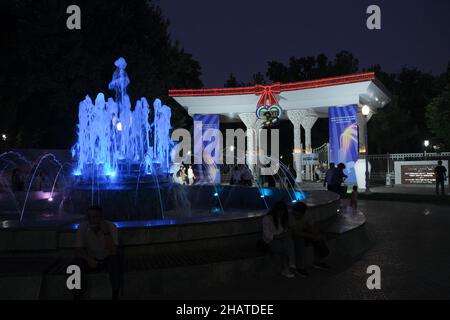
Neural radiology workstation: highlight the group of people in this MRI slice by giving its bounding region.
[70,200,331,298]
[261,201,330,278]
[174,163,196,185]
[323,162,359,209]
[323,162,348,195]
[229,165,253,186]
[69,161,448,298]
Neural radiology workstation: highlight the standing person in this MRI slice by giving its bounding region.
[12,168,25,191]
[11,169,20,191]
[333,163,348,196]
[434,160,447,196]
[241,166,253,186]
[187,165,195,185]
[37,171,46,191]
[175,168,182,184]
[177,166,187,185]
[262,201,299,278]
[350,185,358,209]
[314,166,322,182]
[230,166,241,185]
[71,206,121,300]
[323,163,336,191]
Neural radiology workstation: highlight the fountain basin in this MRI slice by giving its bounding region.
[0,189,339,253]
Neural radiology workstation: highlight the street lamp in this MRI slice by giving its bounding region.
[361,105,371,192]
[0,134,6,151]
[424,140,429,159]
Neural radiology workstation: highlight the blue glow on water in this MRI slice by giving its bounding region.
[260,188,273,197]
[213,192,219,197]
[211,207,222,214]
[71,57,173,179]
[105,170,117,177]
[70,219,178,230]
[294,191,307,201]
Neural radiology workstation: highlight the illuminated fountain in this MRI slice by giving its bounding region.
[71,57,172,180]
[0,57,318,226]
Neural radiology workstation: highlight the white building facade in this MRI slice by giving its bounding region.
[169,73,391,183]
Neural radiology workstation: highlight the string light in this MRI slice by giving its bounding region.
[169,72,375,97]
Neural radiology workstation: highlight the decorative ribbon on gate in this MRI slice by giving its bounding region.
[255,84,283,128]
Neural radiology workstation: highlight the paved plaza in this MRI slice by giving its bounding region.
[300,181,449,196]
[162,199,450,300]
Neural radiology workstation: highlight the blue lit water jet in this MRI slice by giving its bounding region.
[20,153,63,221]
[71,57,173,179]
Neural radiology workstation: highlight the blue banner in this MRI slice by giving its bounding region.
[328,105,359,184]
[193,114,221,184]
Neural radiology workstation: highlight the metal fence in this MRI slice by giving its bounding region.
[365,152,450,186]
[313,143,330,166]
[308,145,449,186]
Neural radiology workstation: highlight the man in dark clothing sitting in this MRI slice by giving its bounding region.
[290,202,330,272]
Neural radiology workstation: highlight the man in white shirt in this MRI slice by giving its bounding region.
[71,205,121,299]
[187,165,195,185]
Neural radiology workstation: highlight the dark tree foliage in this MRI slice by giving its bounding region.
[0,0,202,149]
[224,73,239,88]
[252,72,266,85]
[367,65,446,153]
[426,86,450,149]
[266,51,359,83]
[224,73,247,88]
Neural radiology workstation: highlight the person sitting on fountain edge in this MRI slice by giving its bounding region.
[262,201,306,278]
[71,205,121,300]
[290,201,330,271]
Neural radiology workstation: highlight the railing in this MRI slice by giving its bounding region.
[364,152,450,185]
[313,143,329,165]
[367,152,450,160]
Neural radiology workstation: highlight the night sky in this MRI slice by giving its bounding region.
[157,0,450,87]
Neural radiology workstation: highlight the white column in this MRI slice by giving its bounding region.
[288,109,318,181]
[239,113,259,175]
[301,111,317,180]
[287,110,304,183]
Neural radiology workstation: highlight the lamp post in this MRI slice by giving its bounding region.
[0,133,6,151]
[361,105,371,193]
[424,140,429,160]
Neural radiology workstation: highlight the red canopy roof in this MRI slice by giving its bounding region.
[168,72,376,97]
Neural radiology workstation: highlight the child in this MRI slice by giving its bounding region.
[350,185,358,209]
